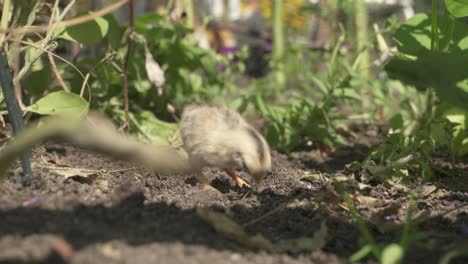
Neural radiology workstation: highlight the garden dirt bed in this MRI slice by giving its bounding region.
[0,129,467,264]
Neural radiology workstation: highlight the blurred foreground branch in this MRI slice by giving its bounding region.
[0,0,129,35]
[0,115,191,179]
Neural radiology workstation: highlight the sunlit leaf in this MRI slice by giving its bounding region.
[56,14,109,44]
[23,67,51,97]
[394,13,468,56]
[381,244,404,264]
[445,0,468,18]
[27,91,89,117]
[385,51,468,110]
[103,14,123,49]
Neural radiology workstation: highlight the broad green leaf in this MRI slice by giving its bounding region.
[385,51,468,110]
[389,114,404,130]
[456,136,468,156]
[27,91,89,117]
[394,13,468,56]
[56,15,109,44]
[445,0,468,18]
[129,110,178,145]
[23,67,51,97]
[103,14,123,49]
[381,244,404,264]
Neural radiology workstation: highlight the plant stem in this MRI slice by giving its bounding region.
[354,0,370,109]
[273,0,284,62]
[0,0,11,47]
[183,0,194,29]
[354,0,369,78]
[122,0,134,132]
[442,12,455,52]
[0,50,32,185]
[273,0,285,90]
[345,196,380,259]
[431,0,439,51]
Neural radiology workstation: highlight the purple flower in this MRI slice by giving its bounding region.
[462,223,468,235]
[23,196,40,206]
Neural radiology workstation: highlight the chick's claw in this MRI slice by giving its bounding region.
[234,177,251,189]
[202,183,222,193]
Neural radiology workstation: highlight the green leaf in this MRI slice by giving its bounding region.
[394,13,468,56]
[389,114,404,130]
[130,111,178,145]
[445,0,468,18]
[385,51,468,110]
[229,95,250,113]
[254,95,269,115]
[381,244,404,264]
[23,67,51,97]
[27,91,89,117]
[103,14,123,49]
[333,87,361,100]
[349,244,374,262]
[56,15,109,44]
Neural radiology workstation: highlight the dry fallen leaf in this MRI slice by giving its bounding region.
[197,208,273,251]
[144,43,165,96]
[51,238,74,260]
[420,185,437,198]
[197,208,328,253]
[96,179,109,191]
[274,221,328,253]
[43,165,99,184]
[98,244,122,260]
[352,193,380,207]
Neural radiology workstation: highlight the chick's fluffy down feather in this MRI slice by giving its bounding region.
[179,105,271,176]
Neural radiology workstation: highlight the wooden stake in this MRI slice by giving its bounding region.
[0,50,32,185]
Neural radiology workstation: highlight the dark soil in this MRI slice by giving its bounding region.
[0,130,467,264]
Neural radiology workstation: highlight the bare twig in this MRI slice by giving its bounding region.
[0,0,129,35]
[12,41,27,112]
[48,52,69,92]
[79,51,115,98]
[121,0,135,132]
[11,40,90,92]
[44,0,70,93]
[111,61,123,73]
[0,0,11,47]
[8,1,41,111]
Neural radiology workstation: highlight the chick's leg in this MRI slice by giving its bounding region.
[188,157,220,192]
[224,169,250,188]
[195,174,221,193]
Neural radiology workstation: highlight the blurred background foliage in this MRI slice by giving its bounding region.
[0,0,466,179]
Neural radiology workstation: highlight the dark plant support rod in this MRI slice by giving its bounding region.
[0,50,32,185]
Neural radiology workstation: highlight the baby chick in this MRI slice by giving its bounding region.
[180,105,271,190]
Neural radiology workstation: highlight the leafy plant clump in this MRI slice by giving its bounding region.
[365,0,468,180]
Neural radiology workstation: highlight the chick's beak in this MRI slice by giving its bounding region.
[251,171,266,186]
